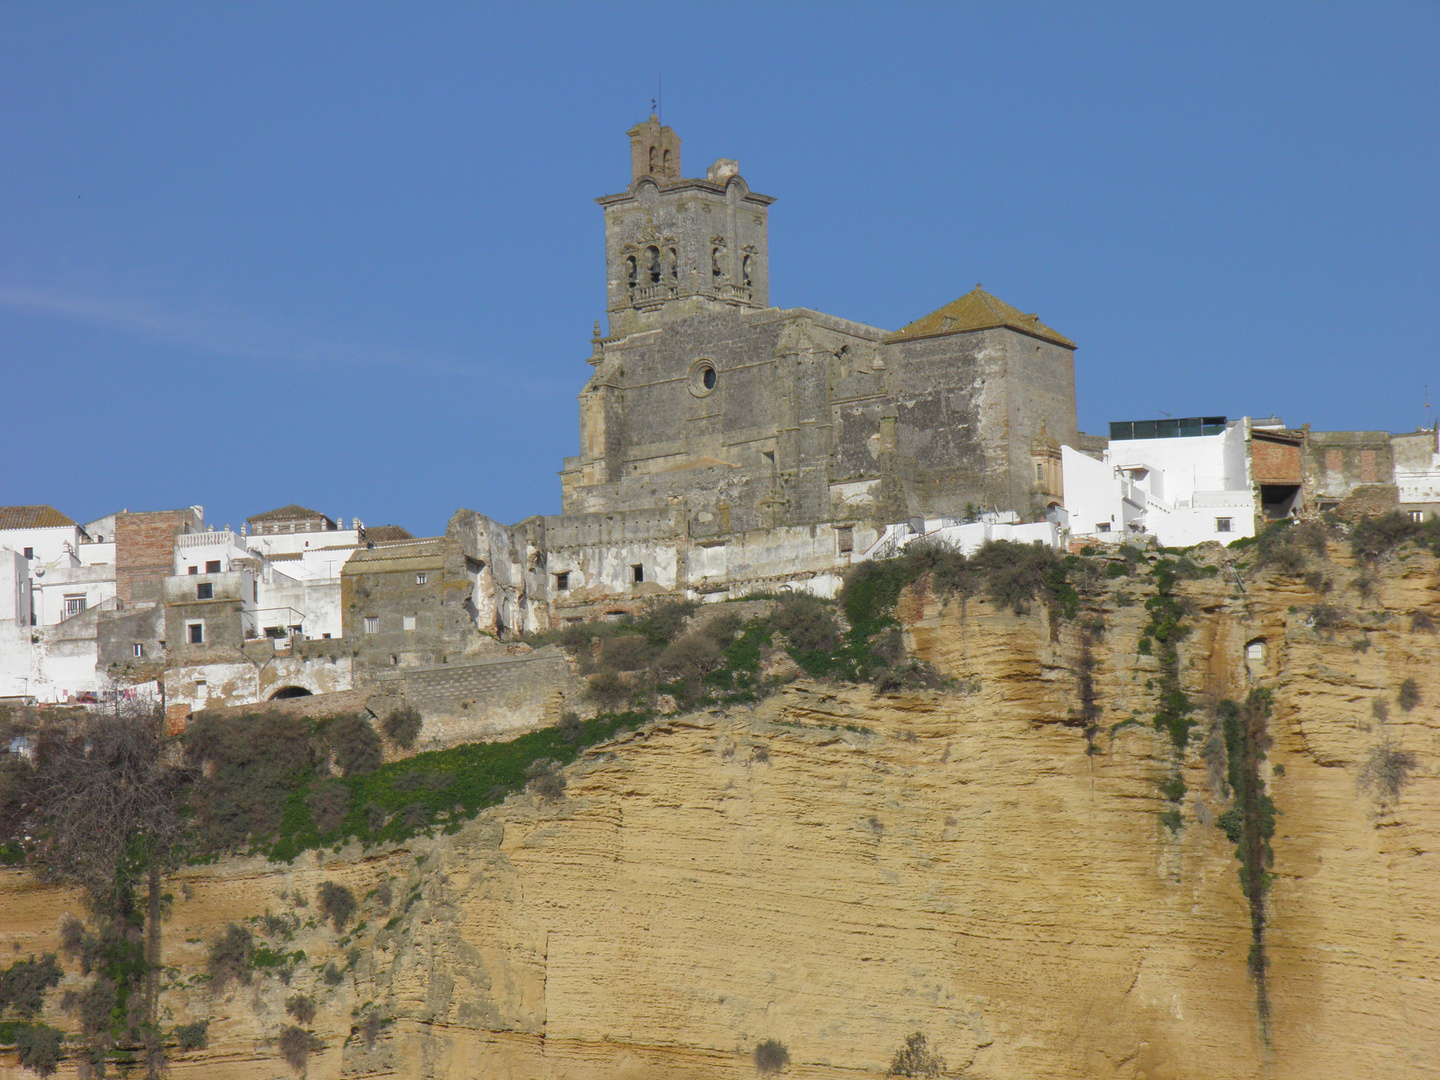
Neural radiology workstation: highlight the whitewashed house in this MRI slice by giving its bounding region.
[1062,417,1257,547]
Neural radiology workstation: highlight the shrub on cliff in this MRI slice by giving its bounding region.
[316,882,357,932]
[381,705,422,749]
[304,783,351,835]
[174,1020,208,1050]
[325,715,382,778]
[285,993,316,1025]
[277,1025,323,1074]
[772,594,841,652]
[754,1039,790,1075]
[185,714,318,849]
[207,924,253,995]
[600,634,652,672]
[887,1031,945,1078]
[14,1023,63,1077]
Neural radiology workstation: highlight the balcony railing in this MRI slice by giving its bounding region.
[630,282,678,304]
[177,530,242,550]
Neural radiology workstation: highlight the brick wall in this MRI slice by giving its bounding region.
[1251,438,1302,484]
[116,509,197,604]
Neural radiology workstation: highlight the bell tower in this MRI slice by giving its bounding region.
[597,118,775,338]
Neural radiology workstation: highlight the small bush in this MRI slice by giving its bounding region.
[773,594,841,652]
[701,611,744,646]
[375,880,393,908]
[654,632,722,684]
[526,759,566,802]
[888,1031,946,1078]
[326,715,383,778]
[317,882,357,932]
[321,963,344,986]
[15,1023,63,1077]
[1398,678,1421,712]
[1310,604,1343,634]
[207,924,254,995]
[285,993,316,1025]
[358,1010,383,1049]
[873,659,946,694]
[400,802,429,829]
[305,783,352,835]
[364,801,387,833]
[0,954,62,1019]
[558,711,584,742]
[1411,610,1436,633]
[586,670,629,707]
[1351,512,1420,561]
[277,1025,324,1074]
[381,705,423,749]
[632,599,697,649]
[754,1039,790,1075]
[1359,742,1419,805]
[600,634,651,672]
[174,1020,209,1050]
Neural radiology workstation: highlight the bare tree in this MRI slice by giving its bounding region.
[26,697,190,1077]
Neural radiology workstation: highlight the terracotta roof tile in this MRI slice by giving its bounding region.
[246,504,335,526]
[887,285,1075,348]
[0,505,78,530]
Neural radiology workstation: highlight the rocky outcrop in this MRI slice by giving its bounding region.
[2,544,1436,1079]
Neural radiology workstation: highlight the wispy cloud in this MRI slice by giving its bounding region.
[0,283,568,391]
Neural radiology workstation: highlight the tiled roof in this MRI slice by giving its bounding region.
[246,504,334,526]
[364,525,414,542]
[887,285,1076,348]
[0,505,77,530]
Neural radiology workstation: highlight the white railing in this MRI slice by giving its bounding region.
[177,530,242,550]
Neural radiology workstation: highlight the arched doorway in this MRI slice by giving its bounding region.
[269,686,314,700]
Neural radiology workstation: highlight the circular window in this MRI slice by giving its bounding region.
[688,359,718,397]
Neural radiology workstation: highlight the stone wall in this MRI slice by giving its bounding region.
[365,646,583,745]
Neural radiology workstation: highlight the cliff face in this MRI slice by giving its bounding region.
[3,544,1437,1080]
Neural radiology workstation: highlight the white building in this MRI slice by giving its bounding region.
[1062,417,1257,547]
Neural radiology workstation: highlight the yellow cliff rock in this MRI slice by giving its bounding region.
[2,544,1437,1079]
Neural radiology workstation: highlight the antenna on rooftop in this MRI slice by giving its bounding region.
[658,72,663,125]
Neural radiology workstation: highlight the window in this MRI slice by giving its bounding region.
[264,626,283,639]
[631,564,645,584]
[187,623,204,644]
[1215,517,1232,533]
[132,643,144,658]
[363,616,379,634]
[402,615,417,631]
[415,572,427,585]
[1036,463,1045,481]
[288,625,302,638]
[321,633,331,640]
[625,255,637,289]
[645,245,661,284]
[1097,523,1112,533]
[1410,510,1426,523]
[22,547,32,559]
[836,526,854,554]
[555,571,570,591]
[196,583,213,600]
[63,595,86,618]
[188,566,198,575]
[205,560,221,573]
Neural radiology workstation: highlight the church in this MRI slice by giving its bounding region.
[453,118,1082,630]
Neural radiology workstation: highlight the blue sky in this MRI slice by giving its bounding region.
[3,3,1437,536]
